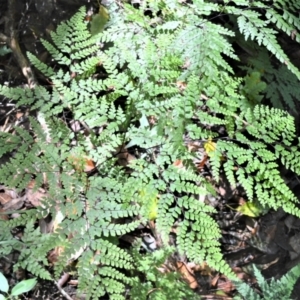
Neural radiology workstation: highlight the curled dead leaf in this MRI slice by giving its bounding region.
[176,261,198,289]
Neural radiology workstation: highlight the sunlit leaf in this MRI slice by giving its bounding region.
[204,138,217,155]
[0,273,8,294]
[11,278,37,296]
[90,5,109,35]
[236,201,268,217]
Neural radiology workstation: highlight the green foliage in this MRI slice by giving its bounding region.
[130,246,197,300]
[239,71,267,108]
[234,264,300,300]
[90,5,110,35]
[0,272,37,300]
[1,1,300,299]
[240,46,300,112]
[0,46,11,56]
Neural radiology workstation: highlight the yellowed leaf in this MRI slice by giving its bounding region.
[236,201,267,217]
[204,138,216,155]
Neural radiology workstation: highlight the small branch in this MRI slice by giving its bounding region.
[7,0,37,88]
[54,279,74,300]
[57,272,70,287]
[6,0,51,142]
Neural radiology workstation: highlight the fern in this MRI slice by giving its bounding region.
[130,245,198,300]
[234,264,300,300]
[240,47,300,111]
[1,1,300,298]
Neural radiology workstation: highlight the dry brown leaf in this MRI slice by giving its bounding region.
[26,187,47,207]
[27,179,37,189]
[211,274,220,287]
[0,186,18,199]
[214,275,235,294]
[173,159,184,169]
[2,197,25,211]
[176,261,198,289]
[0,193,12,205]
[48,246,65,264]
[196,154,208,171]
[176,81,187,92]
[68,155,96,173]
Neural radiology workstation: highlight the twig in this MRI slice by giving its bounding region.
[6,0,51,142]
[7,0,37,88]
[57,272,70,287]
[54,279,74,300]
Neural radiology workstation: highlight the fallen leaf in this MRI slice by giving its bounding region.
[176,81,187,92]
[214,275,235,294]
[3,197,25,211]
[26,187,47,207]
[176,261,198,289]
[0,193,12,205]
[173,159,184,169]
[68,155,96,173]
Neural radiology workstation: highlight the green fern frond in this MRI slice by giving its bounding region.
[2,2,300,298]
[234,264,300,300]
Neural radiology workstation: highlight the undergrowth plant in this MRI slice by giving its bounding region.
[234,264,300,300]
[1,0,300,298]
[0,272,36,300]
